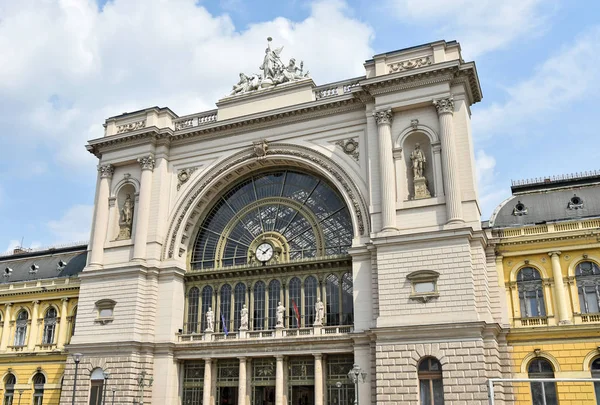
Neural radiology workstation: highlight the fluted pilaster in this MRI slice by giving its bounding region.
[373,109,397,231]
[549,252,571,324]
[89,164,114,266]
[133,155,155,260]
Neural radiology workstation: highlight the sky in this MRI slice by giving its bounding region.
[0,0,599,252]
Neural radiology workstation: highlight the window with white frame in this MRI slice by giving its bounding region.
[14,310,28,346]
[94,299,116,324]
[32,373,45,405]
[3,373,15,405]
[517,267,546,318]
[407,270,440,303]
[576,261,600,314]
[43,307,57,344]
[418,357,444,405]
[528,358,557,405]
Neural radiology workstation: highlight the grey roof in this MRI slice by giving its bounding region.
[0,245,87,284]
[490,175,600,228]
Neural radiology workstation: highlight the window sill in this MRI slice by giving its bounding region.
[94,317,114,325]
[409,292,439,303]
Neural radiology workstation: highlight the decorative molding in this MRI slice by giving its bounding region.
[117,120,146,134]
[433,96,454,115]
[177,167,199,191]
[410,119,419,129]
[137,155,155,171]
[335,138,359,162]
[253,139,269,160]
[98,164,114,179]
[388,56,432,73]
[373,109,393,126]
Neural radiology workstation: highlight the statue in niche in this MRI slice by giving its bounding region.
[410,143,431,199]
[205,307,214,332]
[276,301,285,328]
[240,304,249,330]
[117,194,134,240]
[314,298,325,326]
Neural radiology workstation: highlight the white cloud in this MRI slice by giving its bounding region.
[386,0,552,58]
[475,149,508,218]
[46,204,94,244]
[473,26,600,139]
[0,0,374,172]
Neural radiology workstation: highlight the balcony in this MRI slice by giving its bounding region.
[574,313,600,324]
[515,316,549,327]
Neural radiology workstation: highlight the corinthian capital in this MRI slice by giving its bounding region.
[433,96,454,115]
[98,164,114,178]
[138,155,156,171]
[373,109,393,126]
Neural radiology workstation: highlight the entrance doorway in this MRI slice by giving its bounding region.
[253,386,275,405]
[290,386,314,405]
[218,387,238,405]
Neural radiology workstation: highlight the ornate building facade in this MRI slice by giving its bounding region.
[490,172,600,405]
[58,39,512,405]
[0,244,84,405]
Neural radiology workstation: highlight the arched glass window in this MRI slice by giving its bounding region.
[418,357,444,405]
[14,310,28,346]
[326,274,340,326]
[187,287,200,333]
[234,283,246,331]
[289,277,301,328]
[576,261,600,314]
[191,170,352,270]
[89,368,105,405]
[528,358,557,405]
[254,281,266,330]
[201,286,213,332]
[32,373,45,405]
[591,357,600,404]
[517,267,546,318]
[43,307,58,344]
[342,272,353,325]
[268,280,281,329]
[304,276,317,327]
[220,284,232,333]
[3,373,15,405]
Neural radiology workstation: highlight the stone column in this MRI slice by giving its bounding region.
[57,298,69,349]
[27,300,40,350]
[314,354,323,405]
[203,358,212,405]
[89,164,114,266]
[433,97,463,224]
[133,155,155,260]
[549,252,571,324]
[275,355,284,405]
[238,357,247,405]
[373,109,397,232]
[0,303,12,350]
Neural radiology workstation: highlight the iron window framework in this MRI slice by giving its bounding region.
[576,261,600,314]
[517,267,546,318]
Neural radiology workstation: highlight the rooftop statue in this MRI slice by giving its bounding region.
[228,37,310,96]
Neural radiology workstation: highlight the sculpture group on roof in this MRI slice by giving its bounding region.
[229,37,310,96]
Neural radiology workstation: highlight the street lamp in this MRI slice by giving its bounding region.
[347,364,366,405]
[335,381,342,405]
[102,371,110,405]
[71,353,83,405]
[137,370,153,405]
[111,388,116,405]
[17,389,23,405]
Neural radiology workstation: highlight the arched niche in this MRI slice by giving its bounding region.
[109,182,138,242]
[403,132,434,200]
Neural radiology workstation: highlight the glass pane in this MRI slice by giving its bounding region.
[415,282,435,293]
[304,276,317,326]
[326,274,340,326]
[341,273,353,325]
[543,382,558,405]
[187,287,199,333]
[254,282,266,330]
[220,284,232,333]
[289,277,301,328]
[432,379,444,405]
[420,379,432,405]
[268,280,281,329]
[530,382,544,405]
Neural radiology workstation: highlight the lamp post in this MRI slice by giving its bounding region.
[71,353,83,405]
[17,389,23,405]
[137,371,154,405]
[347,364,366,405]
[111,388,116,405]
[335,381,342,405]
[102,371,110,405]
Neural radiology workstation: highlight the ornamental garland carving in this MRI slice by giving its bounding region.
[177,167,199,191]
[98,164,114,178]
[137,155,156,171]
[433,96,454,115]
[335,138,359,162]
[165,144,369,259]
[388,56,432,73]
[117,120,146,134]
[373,109,393,125]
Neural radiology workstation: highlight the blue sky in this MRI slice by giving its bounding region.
[0,0,598,252]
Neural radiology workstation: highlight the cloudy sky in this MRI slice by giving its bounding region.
[0,0,598,252]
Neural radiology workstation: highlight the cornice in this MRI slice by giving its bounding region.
[494,231,600,248]
[0,286,80,299]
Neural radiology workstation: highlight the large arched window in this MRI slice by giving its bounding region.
[234,283,246,331]
[304,276,317,326]
[14,310,28,346]
[220,284,232,333]
[187,287,200,333]
[201,286,213,332]
[342,272,353,325]
[191,170,353,270]
[254,281,266,330]
[326,274,340,326]
[89,368,105,405]
[3,373,15,405]
[528,358,557,405]
[268,280,281,329]
[576,261,600,314]
[43,307,58,344]
[32,373,45,405]
[288,277,301,328]
[418,357,444,405]
[517,267,546,318]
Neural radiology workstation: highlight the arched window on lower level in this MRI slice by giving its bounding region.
[89,368,105,405]
[528,358,557,405]
[592,357,600,404]
[418,357,444,405]
[3,373,16,405]
[32,373,45,405]
[576,261,600,314]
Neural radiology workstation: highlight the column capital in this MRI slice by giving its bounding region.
[98,164,115,178]
[203,358,212,364]
[433,96,454,115]
[239,356,247,362]
[373,109,393,126]
[313,353,323,360]
[32,300,40,306]
[61,297,70,303]
[275,355,284,361]
[549,251,562,258]
[5,302,12,307]
[138,155,156,171]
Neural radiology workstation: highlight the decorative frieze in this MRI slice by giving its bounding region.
[388,56,432,73]
[98,164,114,178]
[373,109,393,126]
[117,120,146,134]
[433,96,454,115]
[335,138,359,162]
[137,155,156,171]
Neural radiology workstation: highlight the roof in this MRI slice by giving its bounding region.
[490,172,600,228]
[0,244,87,284]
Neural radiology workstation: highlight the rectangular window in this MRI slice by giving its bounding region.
[43,324,55,344]
[14,326,26,346]
[89,381,104,405]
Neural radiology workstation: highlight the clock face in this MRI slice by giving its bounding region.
[255,242,274,263]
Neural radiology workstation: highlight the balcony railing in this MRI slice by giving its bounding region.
[516,316,549,327]
[575,313,600,324]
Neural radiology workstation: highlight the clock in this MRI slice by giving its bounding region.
[255,242,274,263]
